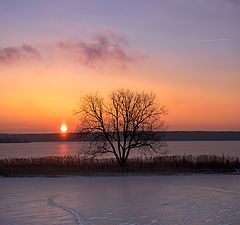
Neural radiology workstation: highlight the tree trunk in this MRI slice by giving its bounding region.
[119,159,127,173]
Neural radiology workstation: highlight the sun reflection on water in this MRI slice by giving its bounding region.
[59,143,68,156]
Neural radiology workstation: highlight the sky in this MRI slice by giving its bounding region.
[0,0,239,133]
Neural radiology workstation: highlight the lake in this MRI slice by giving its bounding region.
[0,141,239,159]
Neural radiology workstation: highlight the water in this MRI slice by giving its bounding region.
[0,141,239,159]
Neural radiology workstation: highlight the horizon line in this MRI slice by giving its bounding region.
[1,130,240,135]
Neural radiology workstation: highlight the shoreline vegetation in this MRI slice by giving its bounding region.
[0,155,239,177]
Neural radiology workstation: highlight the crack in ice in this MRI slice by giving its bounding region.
[48,197,86,225]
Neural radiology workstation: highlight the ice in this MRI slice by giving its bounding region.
[219,209,230,213]
[0,175,240,225]
[48,197,86,225]
[204,218,213,223]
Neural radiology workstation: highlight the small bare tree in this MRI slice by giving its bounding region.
[76,89,167,171]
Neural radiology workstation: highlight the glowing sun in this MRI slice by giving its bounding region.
[60,124,68,133]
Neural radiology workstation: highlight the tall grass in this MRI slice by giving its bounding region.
[0,155,239,176]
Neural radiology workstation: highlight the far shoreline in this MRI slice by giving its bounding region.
[0,131,240,143]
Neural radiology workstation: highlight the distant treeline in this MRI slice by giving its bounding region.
[0,131,240,143]
[0,136,30,143]
[0,155,239,176]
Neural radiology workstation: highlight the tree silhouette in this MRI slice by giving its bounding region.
[76,89,167,171]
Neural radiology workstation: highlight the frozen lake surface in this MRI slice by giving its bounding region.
[0,141,240,159]
[0,175,240,225]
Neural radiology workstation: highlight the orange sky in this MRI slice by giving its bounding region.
[0,0,239,133]
[0,57,239,133]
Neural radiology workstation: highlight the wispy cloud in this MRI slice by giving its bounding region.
[0,30,141,69]
[200,38,231,42]
[176,0,240,13]
[54,29,137,68]
[0,44,41,64]
[177,0,240,6]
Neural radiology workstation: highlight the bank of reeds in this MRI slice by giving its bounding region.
[0,155,239,176]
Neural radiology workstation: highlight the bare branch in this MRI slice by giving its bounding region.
[75,88,167,170]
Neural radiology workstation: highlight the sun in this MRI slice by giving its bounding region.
[60,124,68,133]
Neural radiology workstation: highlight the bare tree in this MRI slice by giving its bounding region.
[75,89,167,171]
